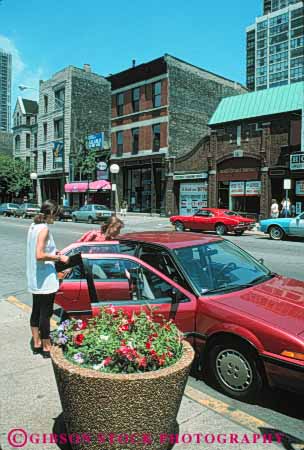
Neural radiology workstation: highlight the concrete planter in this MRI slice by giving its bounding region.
[51,341,194,450]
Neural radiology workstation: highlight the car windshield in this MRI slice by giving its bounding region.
[26,204,39,208]
[94,205,109,211]
[9,203,19,208]
[174,240,271,295]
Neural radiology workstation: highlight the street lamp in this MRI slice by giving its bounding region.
[110,164,120,215]
[30,172,38,201]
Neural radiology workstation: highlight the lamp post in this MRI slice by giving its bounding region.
[30,172,38,202]
[109,164,120,215]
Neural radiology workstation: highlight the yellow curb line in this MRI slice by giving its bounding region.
[6,296,58,328]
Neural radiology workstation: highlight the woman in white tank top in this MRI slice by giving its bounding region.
[27,200,69,358]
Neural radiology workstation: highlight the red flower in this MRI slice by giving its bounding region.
[121,339,127,345]
[79,320,87,330]
[103,356,112,367]
[138,357,147,368]
[149,349,158,359]
[74,334,85,346]
[148,333,158,341]
[145,342,151,350]
[117,345,139,361]
[166,351,173,358]
[158,354,166,366]
[118,324,129,332]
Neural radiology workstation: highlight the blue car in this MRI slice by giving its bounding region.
[260,212,304,240]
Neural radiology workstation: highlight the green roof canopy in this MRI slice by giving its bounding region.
[209,81,304,126]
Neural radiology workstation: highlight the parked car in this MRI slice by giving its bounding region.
[57,206,74,221]
[260,212,304,240]
[72,204,112,223]
[0,203,20,216]
[55,231,304,401]
[14,203,40,218]
[170,208,255,235]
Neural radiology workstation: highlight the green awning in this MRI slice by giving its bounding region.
[209,81,304,125]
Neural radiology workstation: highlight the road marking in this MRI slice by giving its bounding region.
[6,296,57,328]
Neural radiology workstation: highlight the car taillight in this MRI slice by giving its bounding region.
[281,350,304,361]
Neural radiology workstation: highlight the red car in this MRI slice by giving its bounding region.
[170,208,256,235]
[55,232,304,401]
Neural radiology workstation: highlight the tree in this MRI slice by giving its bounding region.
[0,155,31,200]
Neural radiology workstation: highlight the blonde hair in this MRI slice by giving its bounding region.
[101,216,124,239]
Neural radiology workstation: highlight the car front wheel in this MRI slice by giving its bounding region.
[269,225,284,240]
[215,223,227,236]
[208,338,263,402]
[174,221,185,232]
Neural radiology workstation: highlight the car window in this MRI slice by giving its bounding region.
[80,206,86,211]
[65,244,120,256]
[174,240,269,295]
[138,244,187,288]
[88,259,127,280]
[94,205,108,211]
[195,211,212,217]
[224,211,239,216]
[118,241,138,255]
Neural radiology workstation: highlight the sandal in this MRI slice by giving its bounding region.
[42,350,51,359]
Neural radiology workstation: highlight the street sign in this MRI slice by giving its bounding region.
[283,179,291,190]
[97,161,108,171]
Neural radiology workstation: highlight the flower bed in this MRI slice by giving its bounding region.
[52,307,184,374]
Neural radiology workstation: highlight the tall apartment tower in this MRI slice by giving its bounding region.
[0,49,12,131]
[246,0,304,90]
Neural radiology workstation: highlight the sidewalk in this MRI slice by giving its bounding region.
[0,299,280,450]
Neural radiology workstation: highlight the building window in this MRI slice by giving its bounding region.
[153,82,162,108]
[34,133,38,148]
[43,151,47,171]
[43,123,47,142]
[116,93,124,116]
[26,116,31,126]
[132,88,140,112]
[26,133,31,149]
[25,156,30,169]
[131,128,139,154]
[15,135,20,153]
[44,95,48,113]
[55,88,65,109]
[54,118,64,139]
[116,131,123,156]
[152,124,161,151]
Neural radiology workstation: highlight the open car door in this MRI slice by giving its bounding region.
[81,254,197,334]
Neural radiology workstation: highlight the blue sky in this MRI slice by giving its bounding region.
[0,0,261,106]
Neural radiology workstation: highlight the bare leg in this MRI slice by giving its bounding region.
[31,326,42,348]
[42,338,51,352]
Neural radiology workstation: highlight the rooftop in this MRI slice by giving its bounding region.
[209,81,304,126]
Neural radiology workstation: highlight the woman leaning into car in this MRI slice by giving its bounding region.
[26,200,69,358]
[77,215,124,243]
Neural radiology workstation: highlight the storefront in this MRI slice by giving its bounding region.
[173,173,208,216]
[229,180,261,214]
[290,153,304,214]
[64,180,111,208]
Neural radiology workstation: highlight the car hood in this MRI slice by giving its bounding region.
[213,275,304,335]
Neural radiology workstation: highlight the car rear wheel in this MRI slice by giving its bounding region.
[208,338,263,402]
[174,221,185,232]
[72,215,77,223]
[269,225,284,240]
[87,216,94,224]
[235,230,244,236]
[215,223,227,236]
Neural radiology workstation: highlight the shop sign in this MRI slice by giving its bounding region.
[296,180,304,196]
[179,182,208,216]
[245,181,261,196]
[290,153,304,171]
[87,132,104,150]
[97,161,107,171]
[174,172,208,181]
[53,141,64,164]
[230,181,245,196]
[296,202,302,214]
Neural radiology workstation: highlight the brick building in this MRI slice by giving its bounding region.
[173,81,304,218]
[108,55,246,214]
[37,65,111,206]
[12,97,38,170]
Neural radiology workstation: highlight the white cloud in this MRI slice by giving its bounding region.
[0,35,47,106]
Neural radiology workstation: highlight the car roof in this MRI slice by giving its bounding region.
[120,231,222,249]
[66,240,119,248]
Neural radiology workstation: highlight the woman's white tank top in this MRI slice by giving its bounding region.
[26,223,59,294]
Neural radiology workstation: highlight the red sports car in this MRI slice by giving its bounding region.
[170,208,256,235]
[55,232,304,402]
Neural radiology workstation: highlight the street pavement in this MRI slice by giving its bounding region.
[0,215,304,450]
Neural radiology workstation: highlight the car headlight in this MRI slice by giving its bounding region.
[281,350,304,361]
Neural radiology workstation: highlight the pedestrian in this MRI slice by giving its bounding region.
[27,200,69,358]
[270,199,279,218]
[120,200,128,217]
[281,197,291,217]
[77,215,124,242]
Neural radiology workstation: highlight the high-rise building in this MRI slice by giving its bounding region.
[0,49,12,131]
[246,0,304,91]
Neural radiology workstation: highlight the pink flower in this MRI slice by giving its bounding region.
[103,356,112,367]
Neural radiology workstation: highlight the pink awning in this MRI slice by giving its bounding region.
[64,180,111,193]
